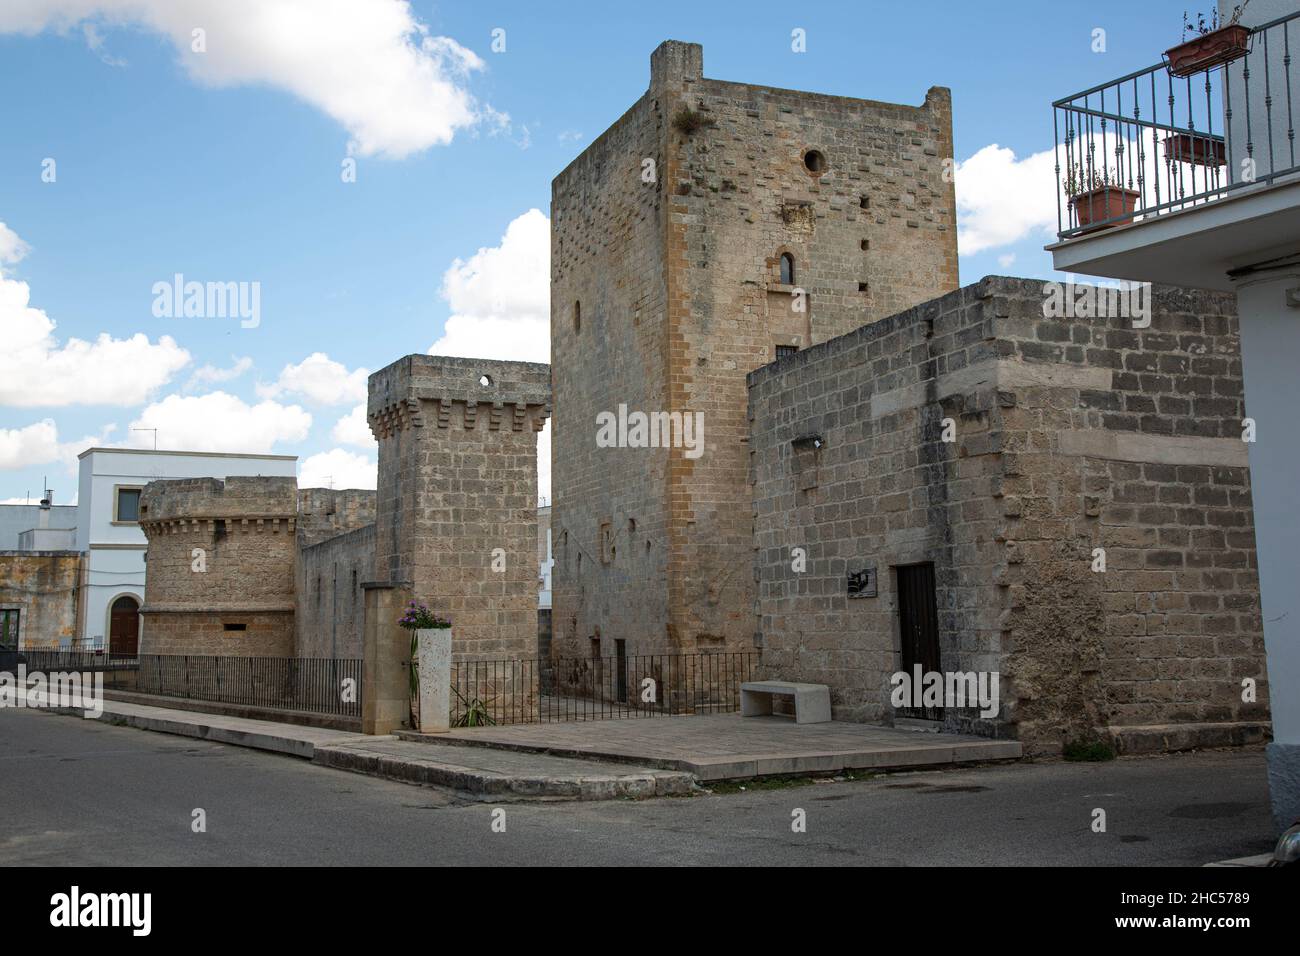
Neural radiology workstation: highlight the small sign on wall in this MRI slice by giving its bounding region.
[847,564,878,598]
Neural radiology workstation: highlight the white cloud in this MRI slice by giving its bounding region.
[430,209,551,502]
[0,0,497,159]
[0,221,30,274]
[129,391,310,453]
[955,144,1058,254]
[430,208,550,363]
[0,420,59,470]
[185,355,253,391]
[259,352,368,405]
[0,272,190,408]
[299,448,377,490]
[998,253,1017,270]
[0,418,113,473]
[331,403,374,448]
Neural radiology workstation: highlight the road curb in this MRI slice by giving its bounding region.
[313,742,695,800]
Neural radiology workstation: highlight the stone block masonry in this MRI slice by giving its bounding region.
[747,276,1268,752]
[552,40,958,662]
[138,477,299,657]
[368,355,551,664]
[139,480,378,660]
[296,523,375,659]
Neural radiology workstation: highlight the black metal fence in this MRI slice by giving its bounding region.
[2,652,362,718]
[134,655,362,717]
[10,650,140,672]
[1053,8,1299,238]
[450,652,759,726]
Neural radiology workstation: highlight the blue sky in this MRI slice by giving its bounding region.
[0,0,1194,502]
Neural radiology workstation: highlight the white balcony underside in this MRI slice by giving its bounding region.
[1047,176,1300,291]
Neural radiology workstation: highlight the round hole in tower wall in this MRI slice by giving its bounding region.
[803,149,827,174]
[479,374,494,387]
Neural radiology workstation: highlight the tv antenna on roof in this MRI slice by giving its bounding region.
[132,427,158,450]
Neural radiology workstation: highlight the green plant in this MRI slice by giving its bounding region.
[1063,739,1117,762]
[1064,162,1126,199]
[452,686,497,727]
[672,106,715,136]
[1180,1,1250,42]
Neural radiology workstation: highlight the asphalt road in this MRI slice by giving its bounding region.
[0,708,1277,866]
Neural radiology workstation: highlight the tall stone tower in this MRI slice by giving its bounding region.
[367,355,551,660]
[551,40,960,658]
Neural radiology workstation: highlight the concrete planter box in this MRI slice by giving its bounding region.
[415,627,452,734]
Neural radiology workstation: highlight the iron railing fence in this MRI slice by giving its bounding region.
[449,652,760,726]
[1053,9,1300,239]
[5,649,140,672]
[5,652,362,717]
[132,655,363,717]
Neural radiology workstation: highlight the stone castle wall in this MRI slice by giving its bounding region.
[296,523,375,659]
[748,276,1269,751]
[297,488,377,548]
[551,40,959,661]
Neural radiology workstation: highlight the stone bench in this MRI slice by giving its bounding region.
[740,681,831,724]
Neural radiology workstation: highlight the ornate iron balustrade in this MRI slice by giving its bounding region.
[1053,9,1299,239]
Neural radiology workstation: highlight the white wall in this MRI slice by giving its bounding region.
[76,448,297,646]
[1221,0,1299,184]
[1235,272,1300,746]
[0,504,77,551]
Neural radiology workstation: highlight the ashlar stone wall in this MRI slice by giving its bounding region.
[748,276,1269,752]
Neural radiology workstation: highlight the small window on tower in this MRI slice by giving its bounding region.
[776,345,799,361]
[779,253,795,285]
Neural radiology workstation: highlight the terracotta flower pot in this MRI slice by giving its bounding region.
[1071,186,1140,231]
[1163,131,1227,168]
[1165,24,1251,78]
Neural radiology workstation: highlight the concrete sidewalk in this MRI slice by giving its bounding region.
[35,690,1019,798]
[398,713,1023,781]
[39,694,692,801]
[44,693,357,758]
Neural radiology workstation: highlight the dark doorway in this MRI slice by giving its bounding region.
[615,639,627,703]
[0,609,19,672]
[109,595,140,657]
[896,563,941,720]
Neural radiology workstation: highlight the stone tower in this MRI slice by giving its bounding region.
[367,355,551,660]
[551,40,960,658]
[138,476,298,656]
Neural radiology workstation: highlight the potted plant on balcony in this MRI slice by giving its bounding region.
[1165,2,1253,78]
[398,601,452,732]
[1065,164,1140,231]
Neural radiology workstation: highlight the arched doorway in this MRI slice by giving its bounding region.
[108,595,140,656]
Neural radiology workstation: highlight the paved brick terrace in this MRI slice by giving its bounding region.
[403,714,1022,781]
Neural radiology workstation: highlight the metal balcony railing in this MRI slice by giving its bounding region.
[1053,8,1300,239]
